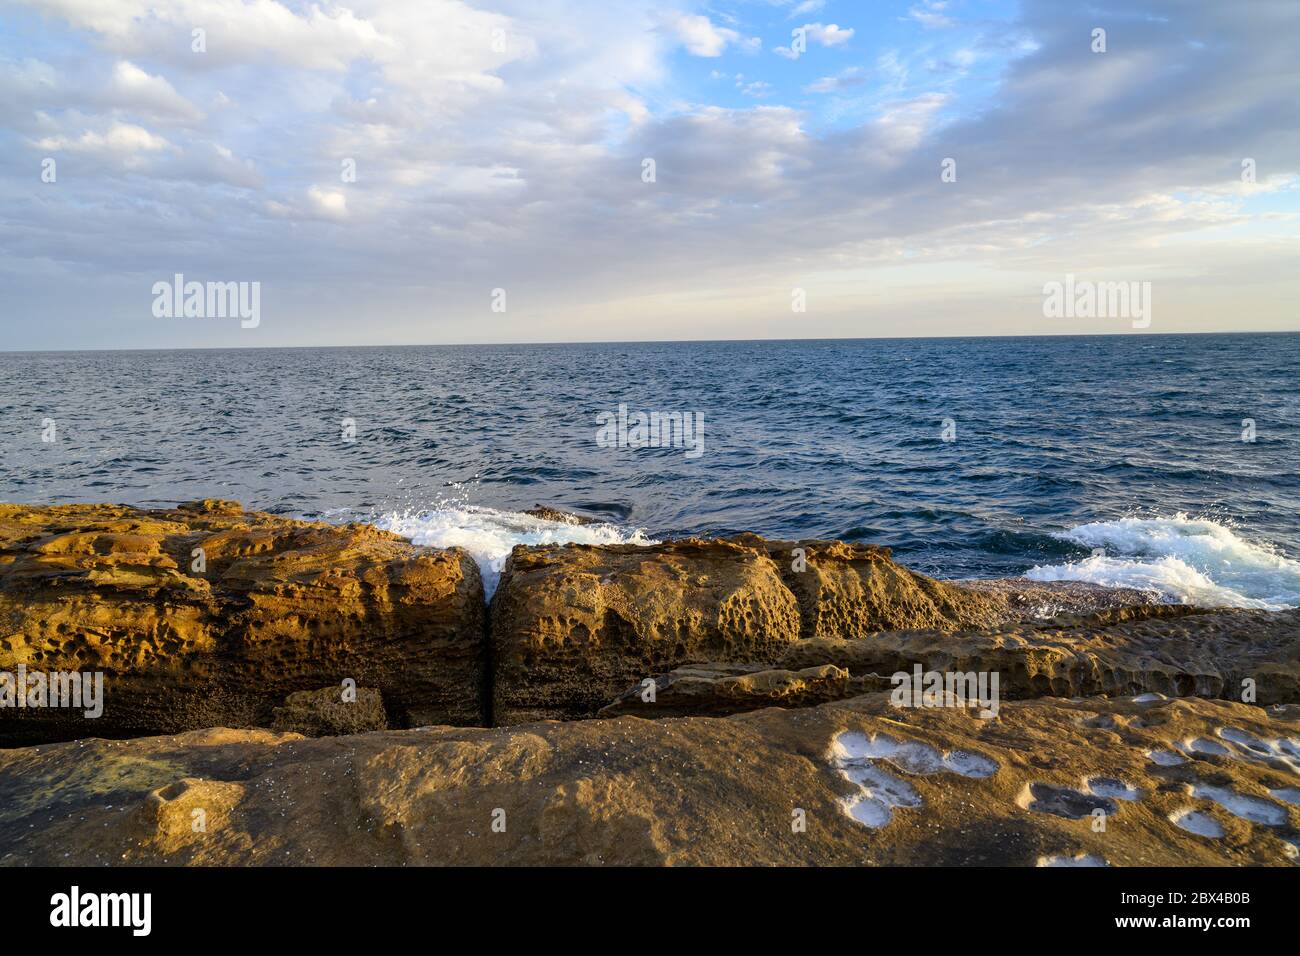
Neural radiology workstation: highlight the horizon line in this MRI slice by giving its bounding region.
[3,328,1296,355]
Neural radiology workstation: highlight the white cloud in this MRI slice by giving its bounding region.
[267,185,350,221]
[805,67,865,94]
[35,121,172,154]
[906,2,954,29]
[109,61,203,121]
[873,92,949,152]
[4,0,1300,347]
[18,0,396,71]
[788,1,825,18]
[656,11,757,57]
[777,21,854,57]
[802,22,855,46]
[308,185,349,220]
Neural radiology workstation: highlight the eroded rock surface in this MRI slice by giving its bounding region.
[490,537,804,724]
[271,686,388,737]
[757,537,1008,637]
[776,607,1300,705]
[958,577,1177,618]
[0,501,485,743]
[2,501,1288,748]
[1,695,1295,866]
[598,663,857,718]
[490,536,1021,723]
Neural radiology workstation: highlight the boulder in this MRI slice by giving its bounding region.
[0,501,485,744]
[522,506,602,526]
[489,537,802,724]
[756,537,1008,636]
[489,535,1033,724]
[2,694,1295,866]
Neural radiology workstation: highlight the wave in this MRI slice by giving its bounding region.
[1025,514,1300,609]
[367,505,657,598]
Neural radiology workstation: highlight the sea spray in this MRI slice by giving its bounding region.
[368,505,657,599]
[1026,514,1300,609]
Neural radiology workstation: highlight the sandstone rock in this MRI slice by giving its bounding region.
[756,537,1008,636]
[2,695,1295,866]
[271,685,388,737]
[776,607,1300,705]
[523,505,601,525]
[489,535,1025,724]
[957,576,1179,618]
[0,502,485,744]
[598,663,858,718]
[490,537,803,724]
[593,605,1290,721]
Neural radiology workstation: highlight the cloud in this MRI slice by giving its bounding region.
[17,0,396,71]
[802,22,855,46]
[265,185,350,222]
[35,121,172,154]
[2,0,1299,347]
[307,185,349,220]
[788,1,825,18]
[804,67,865,94]
[906,2,954,29]
[109,61,203,122]
[656,11,758,57]
[775,21,854,57]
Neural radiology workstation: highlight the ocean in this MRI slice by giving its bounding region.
[2,333,1298,607]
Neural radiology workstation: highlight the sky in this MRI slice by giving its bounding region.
[0,0,1298,350]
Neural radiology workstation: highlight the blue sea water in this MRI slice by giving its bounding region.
[1,333,1298,606]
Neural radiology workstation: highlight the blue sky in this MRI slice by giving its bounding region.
[0,0,1298,349]
[668,1,1022,129]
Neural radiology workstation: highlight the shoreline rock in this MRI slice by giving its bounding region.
[489,535,1020,724]
[599,605,1297,719]
[2,694,1295,866]
[2,500,1292,748]
[489,537,804,724]
[0,501,485,744]
[598,663,858,718]
[957,576,1174,618]
[271,685,388,737]
[3,499,1297,867]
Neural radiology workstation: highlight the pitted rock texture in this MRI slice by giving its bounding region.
[489,537,803,724]
[775,607,1300,705]
[490,536,1020,723]
[271,686,388,737]
[756,537,1008,637]
[0,501,485,744]
[1,695,1295,866]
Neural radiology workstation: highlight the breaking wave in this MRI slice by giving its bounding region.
[367,505,656,598]
[1025,515,1300,609]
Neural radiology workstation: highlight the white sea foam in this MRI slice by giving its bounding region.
[1024,515,1300,609]
[367,505,657,599]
